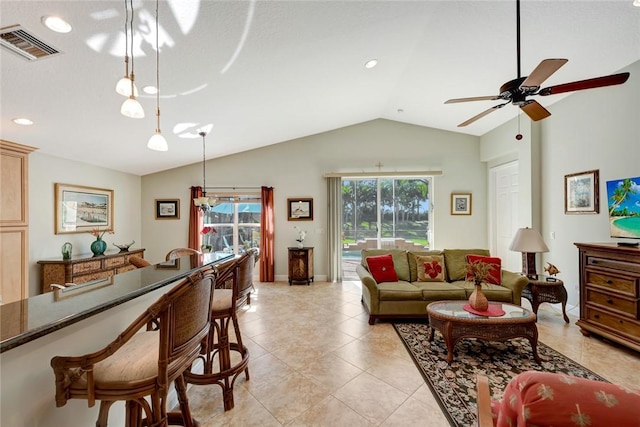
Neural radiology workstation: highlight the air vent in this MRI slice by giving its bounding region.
[0,25,61,61]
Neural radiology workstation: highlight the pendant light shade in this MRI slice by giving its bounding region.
[148,132,168,151]
[115,72,138,97]
[121,96,145,118]
[147,0,167,151]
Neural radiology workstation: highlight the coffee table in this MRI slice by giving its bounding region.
[426,300,541,364]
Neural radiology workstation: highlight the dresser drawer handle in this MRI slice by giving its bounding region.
[606,280,613,284]
[594,314,600,319]
[619,320,624,324]
[607,299,614,304]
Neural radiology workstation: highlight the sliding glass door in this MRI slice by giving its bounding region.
[342,177,432,277]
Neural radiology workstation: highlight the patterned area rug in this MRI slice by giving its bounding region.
[394,322,608,427]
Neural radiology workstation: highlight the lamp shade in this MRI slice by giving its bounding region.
[147,132,168,151]
[121,96,144,118]
[509,227,549,253]
[115,76,138,97]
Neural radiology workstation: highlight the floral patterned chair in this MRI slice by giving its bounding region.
[476,371,640,427]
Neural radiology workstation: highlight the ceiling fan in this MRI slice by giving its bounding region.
[445,0,630,127]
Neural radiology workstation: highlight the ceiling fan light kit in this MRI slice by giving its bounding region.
[445,0,630,127]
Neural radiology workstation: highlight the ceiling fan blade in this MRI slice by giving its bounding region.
[445,95,501,104]
[457,102,508,127]
[538,72,630,96]
[520,59,568,88]
[520,100,551,121]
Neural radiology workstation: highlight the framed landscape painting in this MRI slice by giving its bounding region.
[55,183,113,234]
[565,170,599,214]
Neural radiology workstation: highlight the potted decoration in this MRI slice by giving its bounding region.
[465,259,492,311]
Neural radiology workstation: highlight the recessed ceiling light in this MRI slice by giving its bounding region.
[143,85,158,95]
[397,109,404,113]
[364,59,378,69]
[13,118,34,125]
[634,0,640,7]
[41,16,72,33]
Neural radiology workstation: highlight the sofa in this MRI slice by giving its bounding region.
[356,248,528,324]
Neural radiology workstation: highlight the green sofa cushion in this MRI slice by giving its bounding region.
[361,249,410,282]
[407,250,443,282]
[443,248,490,282]
[413,282,467,301]
[377,281,423,301]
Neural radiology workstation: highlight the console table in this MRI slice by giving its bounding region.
[575,242,640,352]
[38,249,145,293]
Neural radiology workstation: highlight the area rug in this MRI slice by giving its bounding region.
[394,322,608,427]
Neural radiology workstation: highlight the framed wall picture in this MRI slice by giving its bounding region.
[288,198,313,221]
[451,193,472,215]
[55,183,114,234]
[565,169,599,214]
[155,199,180,220]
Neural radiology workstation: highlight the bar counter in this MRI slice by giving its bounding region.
[0,252,234,427]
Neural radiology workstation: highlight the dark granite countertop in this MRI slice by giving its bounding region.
[0,252,234,353]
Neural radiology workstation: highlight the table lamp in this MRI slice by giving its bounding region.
[508,227,549,279]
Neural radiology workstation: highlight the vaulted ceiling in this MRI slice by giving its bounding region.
[2,1,639,176]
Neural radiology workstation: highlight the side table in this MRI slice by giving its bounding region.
[288,247,314,285]
[522,275,569,323]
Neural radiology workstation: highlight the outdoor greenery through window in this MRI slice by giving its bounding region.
[342,178,432,270]
[204,197,261,254]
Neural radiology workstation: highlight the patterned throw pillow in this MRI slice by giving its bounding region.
[365,254,399,283]
[465,254,502,285]
[415,255,446,282]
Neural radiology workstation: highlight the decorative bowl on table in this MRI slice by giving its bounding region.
[113,241,135,252]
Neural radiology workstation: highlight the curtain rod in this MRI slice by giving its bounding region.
[203,186,262,190]
[323,170,442,178]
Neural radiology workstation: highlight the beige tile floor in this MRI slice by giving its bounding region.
[185,281,640,426]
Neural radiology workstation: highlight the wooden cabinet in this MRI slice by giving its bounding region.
[575,243,640,352]
[1,140,37,305]
[38,249,145,293]
[288,247,314,285]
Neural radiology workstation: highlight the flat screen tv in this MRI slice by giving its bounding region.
[606,176,640,244]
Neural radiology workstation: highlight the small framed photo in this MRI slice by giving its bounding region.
[155,199,180,220]
[288,198,313,221]
[564,170,599,214]
[451,193,472,215]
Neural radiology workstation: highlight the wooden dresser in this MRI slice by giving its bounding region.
[38,249,145,293]
[575,242,640,352]
[288,247,314,285]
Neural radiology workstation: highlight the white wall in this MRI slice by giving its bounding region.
[29,153,142,296]
[142,119,487,279]
[480,59,640,308]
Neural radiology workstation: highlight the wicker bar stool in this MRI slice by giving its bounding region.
[185,249,257,411]
[50,267,216,427]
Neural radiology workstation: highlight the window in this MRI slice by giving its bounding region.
[204,196,261,254]
[342,177,432,276]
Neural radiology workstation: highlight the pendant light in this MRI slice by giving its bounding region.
[120,0,144,118]
[115,0,138,97]
[193,131,215,212]
[147,0,168,151]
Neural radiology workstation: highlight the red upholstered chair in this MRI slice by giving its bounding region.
[477,371,640,427]
[51,268,216,427]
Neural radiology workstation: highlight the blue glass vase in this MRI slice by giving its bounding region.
[90,237,107,256]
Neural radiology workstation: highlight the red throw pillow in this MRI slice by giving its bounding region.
[365,254,398,283]
[465,254,502,285]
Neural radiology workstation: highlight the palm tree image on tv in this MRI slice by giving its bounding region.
[606,176,640,239]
